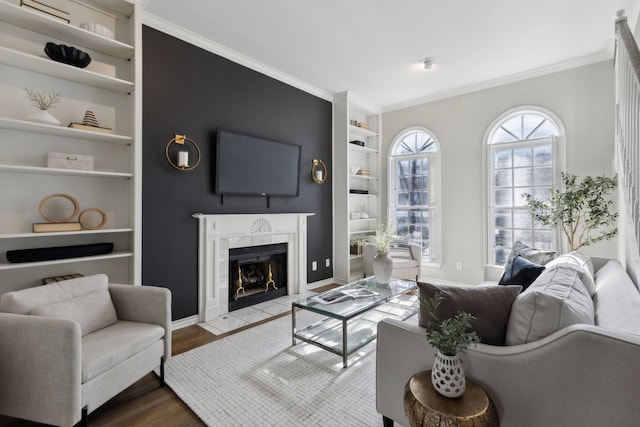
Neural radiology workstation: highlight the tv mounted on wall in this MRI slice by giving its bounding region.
[215,129,301,197]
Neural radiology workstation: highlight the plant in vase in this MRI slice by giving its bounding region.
[349,234,368,255]
[24,87,62,126]
[523,172,617,251]
[369,221,395,284]
[422,291,479,398]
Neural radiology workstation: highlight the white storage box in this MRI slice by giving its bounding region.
[47,152,94,171]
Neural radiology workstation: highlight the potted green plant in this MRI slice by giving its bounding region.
[24,87,62,126]
[422,291,479,398]
[523,172,617,251]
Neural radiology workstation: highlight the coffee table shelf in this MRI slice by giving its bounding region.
[292,277,417,367]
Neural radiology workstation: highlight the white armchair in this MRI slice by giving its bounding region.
[0,274,171,426]
[363,241,422,281]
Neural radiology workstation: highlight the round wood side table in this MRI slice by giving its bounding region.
[404,370,499,427]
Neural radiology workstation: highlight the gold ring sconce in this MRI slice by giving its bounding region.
[311,159,327,184]
[165,134,201,171]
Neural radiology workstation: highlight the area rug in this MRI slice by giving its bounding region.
[165,313,388,426]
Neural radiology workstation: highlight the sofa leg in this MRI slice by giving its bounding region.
[382,415,394,427]
[160,356,165,386]
[81,406,88,427]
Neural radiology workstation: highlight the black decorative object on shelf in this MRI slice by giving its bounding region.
[349,140,365,147]
[44,42,92,68]
[7,242,113,263]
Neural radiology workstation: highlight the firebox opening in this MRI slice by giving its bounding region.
[228,243,288,311]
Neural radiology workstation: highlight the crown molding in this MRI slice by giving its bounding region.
[141,12,333,102]
[383,51,613,113]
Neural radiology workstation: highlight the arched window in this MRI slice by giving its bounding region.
[486,108,564,266]
[389,127,440,263]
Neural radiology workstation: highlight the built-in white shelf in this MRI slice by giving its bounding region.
[0,117,132,144]
[0,251,133,271]
[349,144,378,154]
[350,218,378,223]
[349,228,377,235]
[0,0,140,289]
[350,173,378,180]
[0,46,134,93]
[0,164,131,178]
[0,228,133,239]
[0,1,134,59]
[349,124,378,138]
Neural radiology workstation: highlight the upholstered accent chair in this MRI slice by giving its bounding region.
[0,274,171,426]
[363,241,422,281]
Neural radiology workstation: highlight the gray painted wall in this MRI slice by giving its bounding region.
[381,61,617,284]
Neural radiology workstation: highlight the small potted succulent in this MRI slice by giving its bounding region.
[422,291,479,398]
[24,87,62,126]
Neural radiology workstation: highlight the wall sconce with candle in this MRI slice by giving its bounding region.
[165,134,201,171]
[311,159,327,184]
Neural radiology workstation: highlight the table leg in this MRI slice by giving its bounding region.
[291,307,296,346]
[342,318,348,368]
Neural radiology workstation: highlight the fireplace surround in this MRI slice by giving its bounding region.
[194,213,313,321]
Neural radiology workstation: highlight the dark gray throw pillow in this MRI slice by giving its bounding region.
[498,255,545,290]
[418,282,522,346]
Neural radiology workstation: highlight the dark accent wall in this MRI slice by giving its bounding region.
[142,26,333,320]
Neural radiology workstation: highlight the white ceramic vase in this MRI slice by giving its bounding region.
[26,109,61,126]
[431,351,466,398]
[373,250,393,284]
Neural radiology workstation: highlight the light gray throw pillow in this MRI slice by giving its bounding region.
[593,260,640,335]
[31,290,118,336]
[544,252,596,296]
[506,265,594,345]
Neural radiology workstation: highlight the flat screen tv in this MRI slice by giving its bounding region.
[215,129,301,197]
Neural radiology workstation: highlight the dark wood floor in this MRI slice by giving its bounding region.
[0,286,337,427]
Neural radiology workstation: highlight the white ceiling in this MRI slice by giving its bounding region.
[143,0,640,111]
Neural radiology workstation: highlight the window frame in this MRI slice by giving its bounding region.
[388,126,441,265]
[483,107,566,267]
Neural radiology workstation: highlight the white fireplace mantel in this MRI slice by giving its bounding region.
[194,213,314,322]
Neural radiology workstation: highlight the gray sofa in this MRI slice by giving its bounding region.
[0,274,171,426]
[376,257,640,426]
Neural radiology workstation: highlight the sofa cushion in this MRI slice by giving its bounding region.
[502,241,556,273]
[418,282,522,345]
[498,255,545,290]
[82,320,165,383]
[593,260,640,335]
[0,274,109,314]
[506,265,594,345]
[31,290,117,336]
[544,252,596,296]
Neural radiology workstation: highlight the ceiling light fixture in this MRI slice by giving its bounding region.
[421,57,435,70]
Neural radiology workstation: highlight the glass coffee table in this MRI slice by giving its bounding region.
[291,276,418,368]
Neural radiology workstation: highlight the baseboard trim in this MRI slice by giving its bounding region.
[306,277,336,290]
[172,315,199,331]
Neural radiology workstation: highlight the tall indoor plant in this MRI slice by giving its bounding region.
[422,291,479,398]
[523,172,617,251]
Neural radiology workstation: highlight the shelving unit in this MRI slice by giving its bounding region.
[333,91,382,283]
[0,0,141,292]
